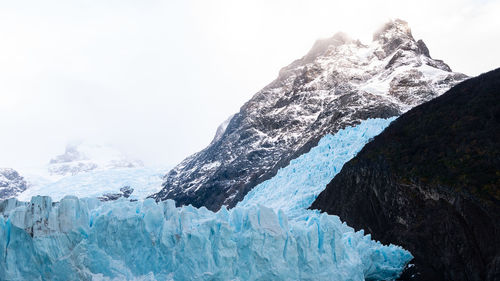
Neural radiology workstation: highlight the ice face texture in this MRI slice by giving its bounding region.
[0,119,412,280]
[0,197,411,280]
[239,118,397,219]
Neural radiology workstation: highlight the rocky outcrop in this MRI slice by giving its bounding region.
[152,19,466,211]
[311,68,500,280]
[0,168,29,200]
[98,186,135,202]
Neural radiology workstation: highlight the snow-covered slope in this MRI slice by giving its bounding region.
[16,143,166,201]
[0,168,28,200]
[153,19,467,211]
[0,117,412,280]
[17,167,165,201]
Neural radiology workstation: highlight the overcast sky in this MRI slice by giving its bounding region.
[1,0,499,169]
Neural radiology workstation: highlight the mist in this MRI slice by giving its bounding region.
[1,0,499,169]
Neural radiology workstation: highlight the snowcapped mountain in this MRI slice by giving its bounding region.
[0,168,28,200]
[152,19,467,211]
[15,142,166,201]
[48,142,143,177]
[17,167,165,201]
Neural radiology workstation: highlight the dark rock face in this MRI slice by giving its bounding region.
[311,68,500,281]
[152,19,466,211]
[0,168,29,200]
[98,186,135,202]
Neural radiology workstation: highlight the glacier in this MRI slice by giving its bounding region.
[0,118,412,280]
[239,117,397,219]
[17,167,166,202]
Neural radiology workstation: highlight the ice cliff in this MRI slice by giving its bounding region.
[0,197,410,281]
[0,119,412,280]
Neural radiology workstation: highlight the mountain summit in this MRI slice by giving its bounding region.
[152,19,467,211]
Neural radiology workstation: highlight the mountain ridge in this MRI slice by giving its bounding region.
[152,19,467,211]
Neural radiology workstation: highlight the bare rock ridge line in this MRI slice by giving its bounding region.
[152,19,467,211]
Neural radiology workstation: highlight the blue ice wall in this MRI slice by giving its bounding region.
[0,118,412,281]
[0,196,410,281]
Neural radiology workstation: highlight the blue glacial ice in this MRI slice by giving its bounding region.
[0,118,412,281]
[239,117,397,219]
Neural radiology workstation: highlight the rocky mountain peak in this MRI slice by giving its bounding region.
[152,20,467,211]
[0,168,28,200]
[371,19,431,60]
[373,19,413,42]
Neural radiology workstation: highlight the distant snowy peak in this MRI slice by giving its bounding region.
[48,143,143,176]
[303,32,354,63]
[15,143,164,202]
[0,168,28,200]
[154,19,467,211]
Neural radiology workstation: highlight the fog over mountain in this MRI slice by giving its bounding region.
[0,0,499,171]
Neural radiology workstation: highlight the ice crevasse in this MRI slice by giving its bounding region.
[0,118,412,281]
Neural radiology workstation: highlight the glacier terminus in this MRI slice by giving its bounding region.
[0,118,412,280]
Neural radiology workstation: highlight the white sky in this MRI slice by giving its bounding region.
[1,0,499,169]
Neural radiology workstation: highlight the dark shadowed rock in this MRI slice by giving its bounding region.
[98,186,135,202]
[120,186,134,198]
[311,68,500,281]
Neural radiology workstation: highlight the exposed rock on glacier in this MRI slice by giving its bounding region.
[0,168,29,200]
[98,186,134,202]
[152,19,467,211]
